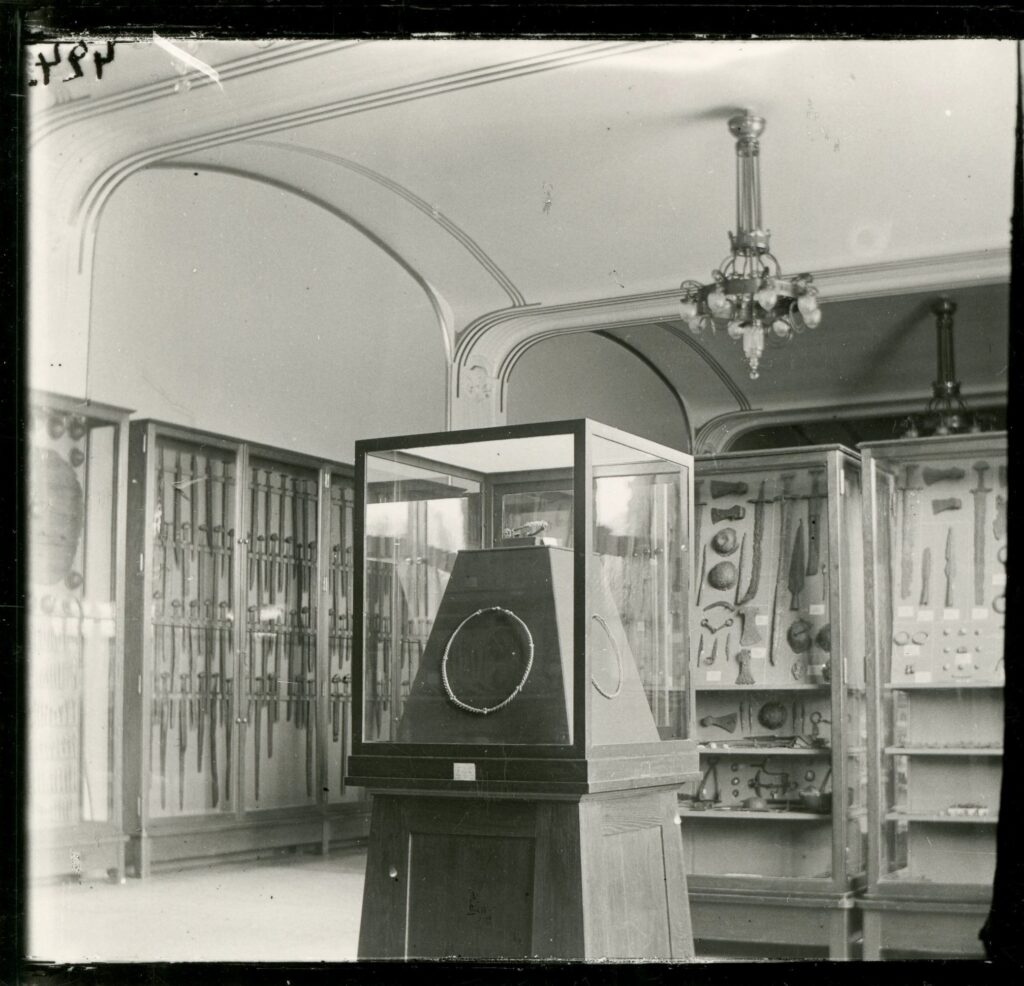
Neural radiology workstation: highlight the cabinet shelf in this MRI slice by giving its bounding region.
[695,683,828,692]
[883,681,1003,691]
[679,806,831,822]
[885,746,1003,757]
[885,811,998,825]
[698,745,831,756]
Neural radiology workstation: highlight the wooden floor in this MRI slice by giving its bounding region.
[25,845,782,964]
[27,846,367,963]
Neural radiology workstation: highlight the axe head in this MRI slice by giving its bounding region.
[711,480,749,499]
[738,608,763,646]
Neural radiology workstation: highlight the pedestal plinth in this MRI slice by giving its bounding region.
[358,786,693,961]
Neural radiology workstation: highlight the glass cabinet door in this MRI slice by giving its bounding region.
[867,439,1006,893]
[147,437,237,817]
[242,457,320,810]
[28,400,123,839]
[681,454,852,886]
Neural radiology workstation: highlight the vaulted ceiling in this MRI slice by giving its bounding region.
[30,38,1015,437]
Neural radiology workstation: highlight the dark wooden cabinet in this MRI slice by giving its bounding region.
[27,392,131,882]
[122,421,368,875]
[860,432,1006,958]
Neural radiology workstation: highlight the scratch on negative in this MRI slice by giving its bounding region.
[152,34,224,91]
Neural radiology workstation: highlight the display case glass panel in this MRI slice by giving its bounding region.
[863,434,1005,895]
[840,457,869,881]
[591,434,689,742]
[362,433,571,746]
[326,473,356,803]
[28,400,123,835]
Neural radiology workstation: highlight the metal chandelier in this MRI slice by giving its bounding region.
[679,111,822,380]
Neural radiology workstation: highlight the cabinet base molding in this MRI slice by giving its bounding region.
[358,787,693,961]
[689,889,861,960]
[858,894,990,959]
[127,805,371,877]
[29,823,128,883]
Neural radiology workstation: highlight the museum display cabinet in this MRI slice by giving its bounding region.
[347,419,699,960]
[122,421,368,876]
[27,392,132,883]
[859,432,1006,959]
[679,446,867,960]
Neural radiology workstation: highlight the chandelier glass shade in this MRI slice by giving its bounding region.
[680,111,821,380]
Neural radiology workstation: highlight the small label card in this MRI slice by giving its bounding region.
[993,572,1007,587]
[943,608,960,621]
[903,645,920,657]
[914,671,933,684]
[705,671,722,682]
[972,607,989,621]
[755,614,770,626]
[955,652,972,667]
[897,605,915,618]
[809,603,826,616]
[750,647,767,660]
[453,762,476,781]
[916,610,934,622]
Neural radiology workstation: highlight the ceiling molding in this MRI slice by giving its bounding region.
[73,40,660,260]
[456,247,1009,397]
[147,160,454,364]
[251,139,527,308]
[694,385,1009,454]
[31,40,353,146]
[814,249,1011,302]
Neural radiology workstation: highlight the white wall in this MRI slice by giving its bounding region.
[506,332,691,451]
[85,168,447,464]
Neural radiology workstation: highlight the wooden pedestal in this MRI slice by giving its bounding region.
[689,889,861,960]
[859,895,989,959]
[357,787,694,961]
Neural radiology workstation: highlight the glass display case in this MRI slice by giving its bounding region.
[860,432,1006,959]
[347,418,695,785]
[123,422,367,876]
[679,446,866,960]
[349,420,699,961]
[27,392,130,882]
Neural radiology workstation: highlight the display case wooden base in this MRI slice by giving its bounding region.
[30,822,128,883]
[688,888,861,960]
[858,895,988,959]
[358,788,693,961]
[127,805,370,876]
